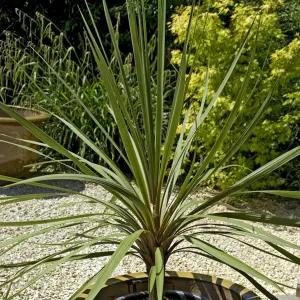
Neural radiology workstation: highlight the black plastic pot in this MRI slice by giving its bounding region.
[115,290,209,299]
[77,271,261,300]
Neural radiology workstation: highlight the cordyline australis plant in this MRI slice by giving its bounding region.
[0,0,300,299]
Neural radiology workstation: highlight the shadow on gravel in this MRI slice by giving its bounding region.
[0,172,86,200]
[227,194,300,218]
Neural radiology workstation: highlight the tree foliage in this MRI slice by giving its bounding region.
[170,0,300,189]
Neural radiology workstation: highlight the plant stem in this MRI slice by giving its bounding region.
[149,287,158,300]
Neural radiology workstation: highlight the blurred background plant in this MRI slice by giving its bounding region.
[170,0,300,190]
[0,0,192,56]
[0,10,125,166]
[0,9,175,168]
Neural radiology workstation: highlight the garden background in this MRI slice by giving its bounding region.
[1,0,300,190]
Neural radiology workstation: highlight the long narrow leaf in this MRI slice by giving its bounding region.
[237,190,300,199]
[175,248,279,300]
[192,146,300,212]
[211,212,300,228]
[155,247,164,300]
[183,235,283,292]
[81,230,143,300]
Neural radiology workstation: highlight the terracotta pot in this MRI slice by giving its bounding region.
[77,271,261,300]
[0,106,49,180]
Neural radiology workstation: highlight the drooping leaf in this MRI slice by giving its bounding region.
[183,235,283,292]
[83,230,144,300]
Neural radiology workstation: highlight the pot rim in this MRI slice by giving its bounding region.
[80,271,261,300]
[0,105,50,123]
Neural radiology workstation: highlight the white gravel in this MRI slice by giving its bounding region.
[0,180,300,300]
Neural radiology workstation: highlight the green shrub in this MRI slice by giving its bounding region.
[170,0,300,189]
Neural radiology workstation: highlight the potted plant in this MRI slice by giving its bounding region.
[0,0,299,299]
[0,106,49,179]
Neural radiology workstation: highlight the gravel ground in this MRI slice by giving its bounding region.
[0,180,300,300]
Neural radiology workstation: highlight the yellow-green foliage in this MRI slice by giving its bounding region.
[170,0,300,189]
